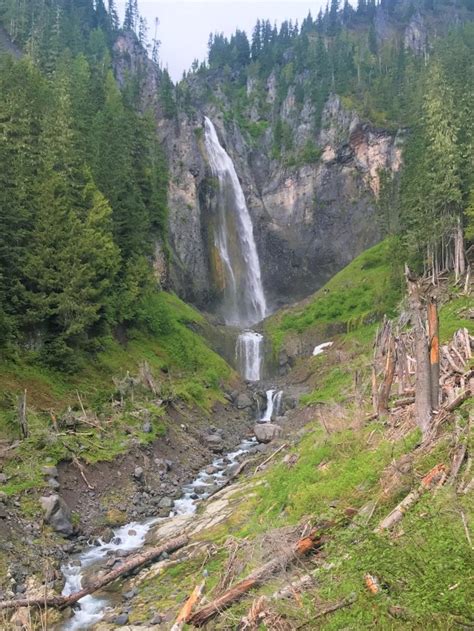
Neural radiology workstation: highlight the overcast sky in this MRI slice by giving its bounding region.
[117,1,325,81]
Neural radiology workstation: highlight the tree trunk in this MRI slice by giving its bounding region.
[18,390,28,439]
[428,298,440,409]
[188,530,323,627]
[405,267,432,439]
[377,332,396,416]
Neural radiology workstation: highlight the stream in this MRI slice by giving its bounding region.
[60,410,276,628]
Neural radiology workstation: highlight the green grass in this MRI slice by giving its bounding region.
[0,291,235,495]
[439,294,473,342]
[265,240,401,353]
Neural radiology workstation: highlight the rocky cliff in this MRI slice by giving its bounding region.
[113,34,403,319]
[161,89,401,316]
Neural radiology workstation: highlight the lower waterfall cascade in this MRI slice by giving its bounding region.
[236,330,263,381]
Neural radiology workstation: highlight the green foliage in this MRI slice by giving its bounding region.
[0,5,169,367]
[266,241,401,351]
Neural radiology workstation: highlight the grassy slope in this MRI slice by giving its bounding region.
[265,240,402,353]
[0,291,235,495]
[134,244,473,629]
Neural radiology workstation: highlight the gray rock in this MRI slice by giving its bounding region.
[39,495,73,536]
[133,466,144,481]
[205,434,223,452]
[142,421,152,433]
[48,478,60,490]
[254,423,283,444]
[149,613,163,625]
[0,473,8,484]
[0,505,7,519]
[41,465,58,477]
[113,612,129,625]
[235,393,253,409]
[158,496,173,509]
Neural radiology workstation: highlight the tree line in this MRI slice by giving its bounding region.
[0,0,168,369]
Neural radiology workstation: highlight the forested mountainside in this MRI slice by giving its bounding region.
[0,1,473,630]
[0,0,473,358]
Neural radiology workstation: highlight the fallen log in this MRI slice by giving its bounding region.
[375,464,446,533]
[171,581,205,630]
[0,535,189,611]
[444,388,472,413]
[254,443,288,475]
[188,530,323,627]
[391,396,415,408]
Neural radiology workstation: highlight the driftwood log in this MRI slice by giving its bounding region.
[0,535,189,611]
[188,530,324,627]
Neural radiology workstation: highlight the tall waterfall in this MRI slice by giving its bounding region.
[204,117,267,327]
[236,331,263,382]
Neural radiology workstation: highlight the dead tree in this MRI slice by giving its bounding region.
[18,390,28,439]
[427,297,440,409]
[405,266,432,440]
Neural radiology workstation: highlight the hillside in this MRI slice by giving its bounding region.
[0,0,472,629]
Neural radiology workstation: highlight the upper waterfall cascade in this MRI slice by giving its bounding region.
[204,117,267,327]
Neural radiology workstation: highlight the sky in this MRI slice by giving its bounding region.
[117,1,325,81]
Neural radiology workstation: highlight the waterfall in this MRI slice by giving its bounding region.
[260,389,283,423]
[204,117,267,327]
[236,331,263,381]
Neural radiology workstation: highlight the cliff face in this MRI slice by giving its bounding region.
[160,92,401,315]
[113,33,402,318]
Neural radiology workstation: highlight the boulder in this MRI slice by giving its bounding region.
[0,473,7,484]
[40,495,73,536]
[133,466,144,481]
[254,423,283,444]
[158,496,173,509]
[205,434,223,452]
[235,393,253,409]
[41,465,58,477]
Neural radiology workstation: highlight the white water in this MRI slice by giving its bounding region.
[260,389,283,423]
[204,117,267,327]
[236,331,263,381]
[60,437,257,630]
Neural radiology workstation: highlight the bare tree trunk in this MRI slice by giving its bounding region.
[18,390,28,439]
[377,331,396,415]
[428,298,440,409]
[405,267,432,439]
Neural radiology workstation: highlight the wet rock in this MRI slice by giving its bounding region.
[254,423,282,444]
[158,496,173,509]
[128,529,137,536]
[235,393,253,409]
[40,495,73,536]
[101,528,114,543]
[205,465,218,475]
